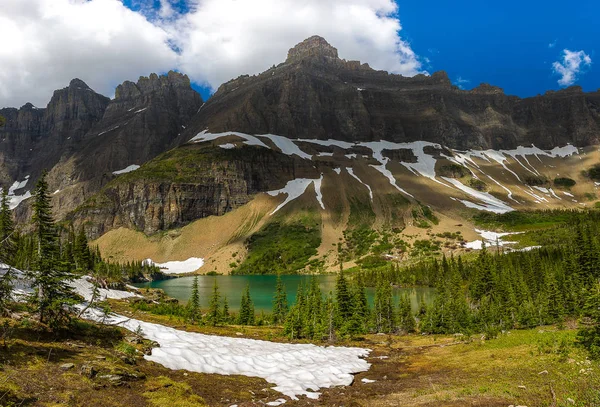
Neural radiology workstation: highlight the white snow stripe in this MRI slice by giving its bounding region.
[346,168,373,201]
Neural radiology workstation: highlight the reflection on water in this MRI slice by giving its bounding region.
[133,274,435,313]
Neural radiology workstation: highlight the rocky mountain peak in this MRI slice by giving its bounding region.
[69,78,91,90]
[286,36,339,63]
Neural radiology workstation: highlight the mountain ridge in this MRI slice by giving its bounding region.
[0,36,599,273]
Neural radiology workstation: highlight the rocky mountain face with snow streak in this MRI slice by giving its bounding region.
[0,71,203,222]
[185,36,600,150]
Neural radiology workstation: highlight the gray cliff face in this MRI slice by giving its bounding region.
[0,80,110,185]
[0,71,203,223]
[71,144,314,237]
[182,36,600,150]
[74,71,203,182]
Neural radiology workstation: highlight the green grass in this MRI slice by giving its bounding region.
[143,377,207,407]
[586,164,600,181]
[233,214,321,275]
[473,210,585,231]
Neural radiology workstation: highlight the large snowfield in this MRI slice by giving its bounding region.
[81,307,371,400]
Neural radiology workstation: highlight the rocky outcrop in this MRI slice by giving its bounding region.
[72,145,315,237]
[74,71,203,182]
[0,80,110,185]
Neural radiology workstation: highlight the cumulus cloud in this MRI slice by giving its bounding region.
[552,49,592,87]
[171,0,423,90]
[0,0,423,108]
[0,0,178,108]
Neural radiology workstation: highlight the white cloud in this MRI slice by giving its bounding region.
[548,40,557,49]
[0,0,179,107]
[552,49,592,87]
[170,0,422,90]
[0,0,423,108]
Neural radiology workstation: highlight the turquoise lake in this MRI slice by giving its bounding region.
[133,274,435,313]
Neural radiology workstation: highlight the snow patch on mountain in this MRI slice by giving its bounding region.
[442,177,513,214]
[143,258,205,274]
[267,178,324,214]
[464,229,523,250]
[346,168,373,201]
[113,164,140,175]
[5,175,32,210]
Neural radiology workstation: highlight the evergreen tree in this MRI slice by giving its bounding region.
[207,278,221,326]
[272,274,288,324]
[27,171,76,327]
[74,227,92,272]
[238,284,255,325]
[578,282,600,359]
[0,265,13,316]
[0,189,16,264]
[222,296,230,324]
[335,266,352,322]
[374,281,395,333]
[398,294,416,333]
[187,276,201,322]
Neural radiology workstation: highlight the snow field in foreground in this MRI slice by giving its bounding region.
[80,307,371,400]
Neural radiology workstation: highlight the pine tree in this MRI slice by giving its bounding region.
[335,266,352,322]
[74,227,92,272]
[272,274,288,324]
[222,296,230,324]
[578,282,600,359]
[398,294,416,333]
[238,284,255,325]
[374,281,396,333]
[27,171,76,327]
[0,265,14,316]
[0,189,16,265]
[206,278,220,326]
[187,276,201,322]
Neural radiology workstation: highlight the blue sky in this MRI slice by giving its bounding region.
[174,0,598,100]
[397,0,598,97]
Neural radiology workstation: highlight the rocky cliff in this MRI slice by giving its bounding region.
[71,144,316,236]
[0,71,203,221]
[182,36,600,150]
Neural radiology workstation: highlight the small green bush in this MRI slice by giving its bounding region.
[553,177,576,188]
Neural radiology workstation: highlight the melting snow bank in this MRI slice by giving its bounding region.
[79,307,371,400]
[464,229,523,250]
[143,258,204,274]
[70,277,141,301]
[442,177,513,214]
[112,164,140,175]
[6,175,32,209]
[267,177,324,214]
